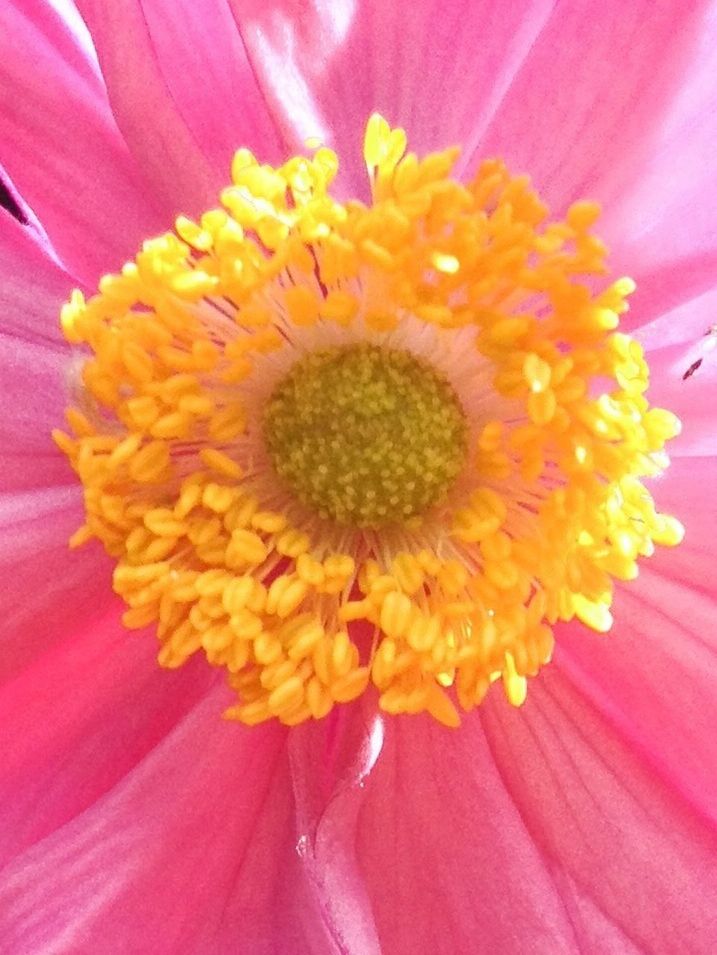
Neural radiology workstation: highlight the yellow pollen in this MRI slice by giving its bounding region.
[263,344,467,527]
[54,113,683,728]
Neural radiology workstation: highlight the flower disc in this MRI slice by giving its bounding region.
[263,343,468,527]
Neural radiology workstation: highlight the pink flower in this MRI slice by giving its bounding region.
[1,0,717,952]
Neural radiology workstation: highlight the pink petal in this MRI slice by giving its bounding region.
[480,672,717,952]
[468,1,717,338]
[0,487,115,682]
[353,713,584,951]
[0,1,167,284]
[0,211,122,674]
[556,454,717,827]
[0,610,214,866]
[475,1,711,211]
[74,0,288,218]
[0,207,70,345]
[0,687,337,955]
[0,333,74,493]
[228,0,555,196]
[636,286,717,353]
[615,250,717,339]
[0,209,75,492]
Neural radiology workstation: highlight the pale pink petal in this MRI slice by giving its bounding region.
[641,340,717,458]
[615,250,717,339]
[0,688,341,955]
[600,3,717,320]
[636,286,717,353]
[470,1,717,337]
[555,454,717,828]
[633,283,717,463]
[74,0,288,218]
[0,1,167,284]
[481,671,717,952]
[226,0,555,195]
[475,1,711,212]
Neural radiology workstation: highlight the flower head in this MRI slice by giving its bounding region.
[2,2,717,952]
[55,115,682,727]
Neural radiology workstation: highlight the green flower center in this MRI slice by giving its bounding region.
[263,343,468,528]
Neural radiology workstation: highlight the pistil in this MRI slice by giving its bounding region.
[263,344,468,527]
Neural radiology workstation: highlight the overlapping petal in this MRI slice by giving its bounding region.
[74,0,289,219]
[0,487,110,682]
[0,207,68,346]
[469,0,717,332]
[600,2,717,323]
[299,682,717,954]
[0,0,167,284]
[0,613,215,865]
[288,699,385,954]
[354,712,585,953]
[475,1,711,211]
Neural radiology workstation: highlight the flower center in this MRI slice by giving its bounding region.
[263,344,468,527]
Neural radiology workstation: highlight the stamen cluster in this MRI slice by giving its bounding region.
[54,115,683,727]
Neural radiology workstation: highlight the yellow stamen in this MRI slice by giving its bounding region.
[55,116,682,727]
